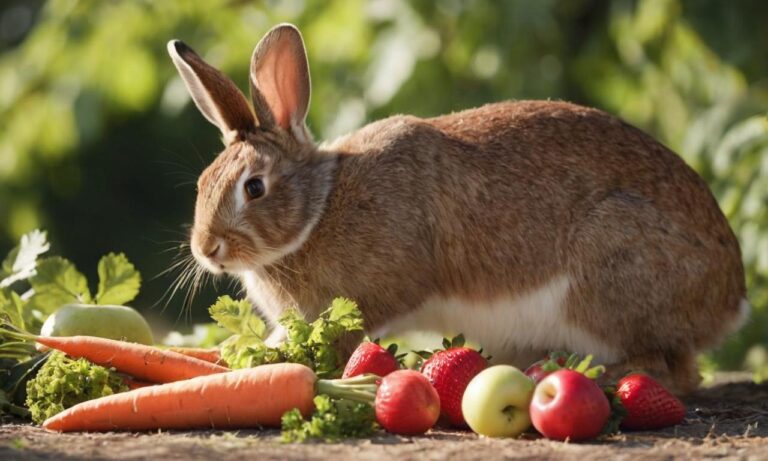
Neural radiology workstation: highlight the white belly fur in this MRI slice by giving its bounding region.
[240,269,290,327]
[375,275,620,366]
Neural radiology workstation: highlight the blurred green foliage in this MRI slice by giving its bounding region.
[0,0,766,370]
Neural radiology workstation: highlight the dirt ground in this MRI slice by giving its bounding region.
[1,373,766,461]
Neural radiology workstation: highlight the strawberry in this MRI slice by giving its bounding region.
[419,335,488,427]
[524,352,606,384]
[375,370,441,435]
[342,340,400,378]
[524,352,569,384]
[615,373,686,430]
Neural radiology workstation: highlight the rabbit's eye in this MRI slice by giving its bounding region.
[244,177,266,199]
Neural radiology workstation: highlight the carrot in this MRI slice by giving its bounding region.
[120,375,155,390]
[166,346,226,366]
[42,363,381,432]
[43,363,318,431]
[7,330,229,383]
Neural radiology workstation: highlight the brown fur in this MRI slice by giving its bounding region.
[169,24,747,394]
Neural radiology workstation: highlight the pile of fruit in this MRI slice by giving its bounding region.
[0,230,686,442]
[333,337,685,441]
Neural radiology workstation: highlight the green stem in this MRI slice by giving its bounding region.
[0,401,31,419]
[0,323,36,343]
[315,376,378,405]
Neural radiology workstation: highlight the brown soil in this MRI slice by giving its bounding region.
[1,373,767,461]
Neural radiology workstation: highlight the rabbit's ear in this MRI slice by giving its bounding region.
[249,24,311,142]
[167,40,255,144]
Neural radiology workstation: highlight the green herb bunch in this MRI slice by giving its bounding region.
[281,394,377,442]
[25,351,128,424]
[210,296,364,379]
[0,229,141,418]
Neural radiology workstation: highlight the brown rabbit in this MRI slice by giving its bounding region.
[168,23,748,394]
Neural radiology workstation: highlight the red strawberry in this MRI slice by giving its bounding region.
[375,370,441,435]
[342,341,400,378]
[419,335,488,427]
[615,373,685,430]
[525,352,606,384]
[524,352,569,384]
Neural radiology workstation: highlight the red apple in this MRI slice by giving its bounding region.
[529,369,610,441]
[375,370,441,435]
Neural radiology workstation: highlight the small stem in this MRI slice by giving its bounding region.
[332,374,379,385]
[1,402,31,419]
[0,323,36,342]
[316,377,377,405]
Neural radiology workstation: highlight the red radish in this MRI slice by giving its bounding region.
[530,369,610,441]
[375,370,440,435]
[616,374,685,430]
[342,341,399,378]
[420,338,487,427]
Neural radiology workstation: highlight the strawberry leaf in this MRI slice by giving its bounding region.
[601,385,627,435]
[564,353,580,369]
[574,354,594,373]
[414,350,433,360]
[584,365,606,380]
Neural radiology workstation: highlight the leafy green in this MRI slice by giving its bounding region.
[27,257,92,315]
[209,296,273,369]
[0,231,144,420]
[25,352,128,424]
[209,295,266,337]
[0,353,49,410]
[0,230,50,289]
[0,289,26,333]
[211,297,364,378]
[281,395,377,442]
[95,253,141,305]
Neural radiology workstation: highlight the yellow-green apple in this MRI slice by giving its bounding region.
[461,365,535,437]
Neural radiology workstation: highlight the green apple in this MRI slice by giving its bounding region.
[40,303,154,345]
[461,365,535,437]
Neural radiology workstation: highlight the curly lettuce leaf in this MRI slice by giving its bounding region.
[281,394,377,442]
[25,351,128,424]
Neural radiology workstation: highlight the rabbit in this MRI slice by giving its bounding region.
[167,23,748,394]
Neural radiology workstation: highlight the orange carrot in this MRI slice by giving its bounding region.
[43,363,318,432]
[166,346,226,366]
[32,335,229,383]
[120,375,155,390]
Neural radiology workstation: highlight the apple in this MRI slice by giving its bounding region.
[529,369,610,441]
[461,365,535,437]
[40,303,154,345]
[375,370,441,435]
